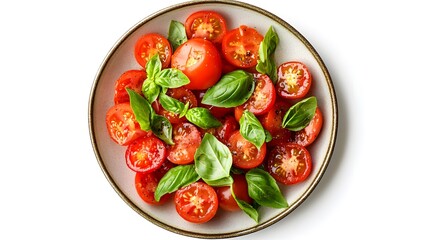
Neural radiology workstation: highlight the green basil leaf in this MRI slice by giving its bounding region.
[168,20,187,51]
[146,53,162,80]
[150,114,174,145]
[185,107,222,129]
[201,70,255,108]
[155,68,190,89]
[158,91,186,115]
[194,133,232,181]
[239,110,266,149]
[154,164,200,201]
[142,78,160,103]
[204,176,233,187]
[264,129,272,142]
[246,168,288,209]
[179,101,190,118]
[231,186,259,223]
[126,88,152,131]
[282,96,317,131]
[256,26,279,82]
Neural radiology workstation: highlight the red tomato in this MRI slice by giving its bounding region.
[228,130,266,169]
[259,100,292,146]
[113,70,146,104]
[125,135,167,173]
[216,174,252,211]
[221,25,263,68]
[201,115,238,144]
[105,102,150,145]
[134,33,172,69]
[135,171,170,205]
[185,10,227,44]
[153,87,198,124]
[171,38,222,90]
[291,107,323,146]
[276,61,312,99]
[266,143,312,185]
[174,182,218,223]
[167,122,202,165]
[194,90,233,118]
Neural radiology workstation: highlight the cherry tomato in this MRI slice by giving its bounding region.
[113,70,146,104]
[167,122,202,165]
[171,38,222,90]
[125,135,166,173]
[174,182,218,223]
[185,10,227,44]
[291,107,323,146]
[135,171,170,205]
[153,87,198,124]
[221,25,263,68]
[201,115,238,144]
[276,61,312,99]
[216,174,252,211]
[134,33,172,69]
[194,90,233,118]
[266,143,312,185]
[105,102,150,145]
[228,130,266,169]
[259,100,292,146]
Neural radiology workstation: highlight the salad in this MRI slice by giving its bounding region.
[105,10,323,224]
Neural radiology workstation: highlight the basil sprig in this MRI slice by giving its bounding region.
[239,110,270,149]
[282,96,317,131]
[202,70,255,108]
[256,26,279,82]
[168,20,187,51]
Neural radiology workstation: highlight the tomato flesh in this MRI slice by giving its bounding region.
[134,33,172,69]
[167,122,202,165]
[185,11,227,44]
[259,100,292,146]
[228,130,266,169]
[135,171,170,205]
[113,70,146,104]
[276,61,312,99]
[291,107,323,146]
[125,135,166,173]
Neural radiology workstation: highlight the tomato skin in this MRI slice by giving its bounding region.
[167,122,202,165]
[266,143,312,185]
[200,115,238,144]
[125,135,167,173]
[105,102,150,146]
[153,87,198,124]
[259,100,292,146]
[174,182,218,223]
[228,130,266,169]
[135,171,170,205]
[185,11,227,44]
[222,25,264,68]
[216,174,252,211]
[171,38,222,90]
[276,61,312,100]
[291,107,323,146]
[113,70,146,104]
[134,33,172,69]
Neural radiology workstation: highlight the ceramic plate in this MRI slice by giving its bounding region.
[89,0,337,238]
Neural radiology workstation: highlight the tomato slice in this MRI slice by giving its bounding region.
[259,100,292,146]
[216,174,252,212]
[125,135,167,173]
[266,143,312,185]
[228,130,266,169]
[174,182,218,223]
[201,115,238,144]
[221,25,264,68]
[113,70,146,104]
[135,171,170,205]
[276,61,312,99]
[167,122,202,165]
[105,102,150,145]
[291,107,323,146]
[134,33,172,69]
[185,10,227,44]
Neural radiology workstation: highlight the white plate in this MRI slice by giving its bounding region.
[89,0,338,238]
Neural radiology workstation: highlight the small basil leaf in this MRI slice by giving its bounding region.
[204,176,233,187]
[155,68,190,89]
[264,129,272,142]
[126,88,152,131]
[239,110,266,149]
[201,70,255,108]
[246,168,288,209]
[282,96,317,131]
[179,101,190,118]
[231,186,259,223]
[158,91,186,115]
[146,53,162,80]
[185,107,222,129]
[142,78,160,103]
[256,26,279,82]
[168,20,187,51]
[194,133,232,181]
[154,164,200,201]
[150,114,174,145]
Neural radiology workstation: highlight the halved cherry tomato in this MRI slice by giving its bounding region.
[216,174,252,211]
[221,25,263,68]
[113,70,146,104]
[291,107,323,146]
[185,10,227,44]
[171,38,222,90]
[125,135,166,173]
[167,122,202,165]
[228,130,266,169]
[134,33,172,69]
[194,90,233,118]
[266,143,312,185]
[135,171,170,205]
[174,182,218,223]
[259,100,292,146]
[105,102,150,145]
[201,115,238,144]
[276,61,312,99]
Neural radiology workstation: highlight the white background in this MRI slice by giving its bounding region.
[1,0,428,239]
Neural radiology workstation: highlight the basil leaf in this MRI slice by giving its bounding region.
[179,101,190,118]
[155,68,190,89]
[239,110,266,149]
[282,96,317,131]
[126,88,152,131]
[154,164,200,201]
[256,26,279,82]
[185,107,222,129]
[204,176,233,187]
[201,70,255,108]
[158,91,186,115]
[264,129,272,142]
[150,114,174,145]
[194,133,232,181]
[142,78,160,103]
[168,20,187,51]
[146,53,162,80]
[246,168,288,209]
[231,186,259,223]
